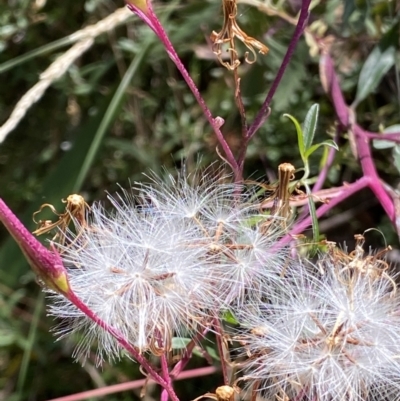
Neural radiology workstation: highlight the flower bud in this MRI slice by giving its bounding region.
[0,198,70,295]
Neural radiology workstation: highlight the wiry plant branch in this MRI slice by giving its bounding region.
[127,1,241,180]
[246,0,312,140]
[320,53,395,222]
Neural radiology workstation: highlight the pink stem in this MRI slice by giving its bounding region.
[320,53,395,221]
[0,198,180,401]
[126,1,240,180]
[365,132,400,142]
[170,325,211,378]
[160,353,172,401]
[68,294,180,401]
[274,177,370,249]
[46,366,217,401]
[245,0,312,141]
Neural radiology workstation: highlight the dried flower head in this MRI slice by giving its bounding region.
[211,0,269,70]
[48,170,288,363]
[237,239,400,401]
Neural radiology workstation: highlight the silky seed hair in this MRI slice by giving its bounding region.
[236,245,400,401]
[47,170,289,364]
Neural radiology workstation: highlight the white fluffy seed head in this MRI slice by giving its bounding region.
[48,170,289,364]
[237,246,400,401]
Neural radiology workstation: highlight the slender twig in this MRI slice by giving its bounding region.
[160,353,172,401]
[46,366,218,401]
[127,1,241,180]
[365,132,400,143]
[298,127,340,222]
[274,177,370,250]
[320,53,395,222]
[0,198,181,401]
[245,0,312,140]
[213,317,230,386]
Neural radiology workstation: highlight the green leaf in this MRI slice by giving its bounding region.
[393,145,400,175]
[302,103,319,150]
[222,309,238,324]
[171,338,219,360]
[304,140,338,159]
[284,113,305,161]
[372,125,400,149]
[353,21,399,107]
[171,337,191,349]
[373,140,396,150]
[342,0,356,27]
[383,125,400,134]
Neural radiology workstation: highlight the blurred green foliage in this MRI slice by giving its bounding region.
[0,0,398,399]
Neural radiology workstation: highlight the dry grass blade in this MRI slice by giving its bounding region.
[0,7,132,144]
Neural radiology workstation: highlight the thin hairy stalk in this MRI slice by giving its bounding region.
[160,353,172,401]
[127,1,240,180]
[69,293,180,401]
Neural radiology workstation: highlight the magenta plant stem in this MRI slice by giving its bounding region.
[274,178,370,250]
[68,293,180,401]
[213,316,230,386]
[0,198,180,401]
[170,325,210,378]
[47,367,218,401]
[127,1,240,180]
[320,53,395,221]
[245,0,312,141]
[160,353,172,401]
[365,132,400,142]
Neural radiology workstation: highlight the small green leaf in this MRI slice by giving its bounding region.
[372,125,400,149]
[304,140,338,159]
[171,337,191,349]
[171,338,220,360]
[284,113,305,161]
[222,309,238,324]
[373,140,396,150]
[200,346,220,361]
[302,103,319,150]
[393,145,400,175]
[354,21,399,107]
[383,125,400,134]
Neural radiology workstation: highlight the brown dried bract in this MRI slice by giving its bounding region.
[249,163,296,232]
[331,234,395,295]
[193,385,236,401]
[210,0,268,70]
[33,194,90,248]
